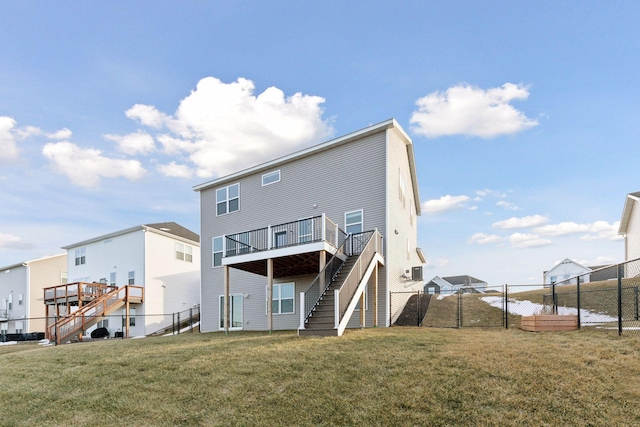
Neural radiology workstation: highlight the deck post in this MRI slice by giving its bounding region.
[372,263,378,327]
[319,250,326,294]
[224,265,230,334]
[321,213,326,242]
[299,292,305,330]
[267,259,273,333]
[125,286,130,338]
[334,289,340,329]
[359,290,365,328]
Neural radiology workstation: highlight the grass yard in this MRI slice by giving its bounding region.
[2,328,640,426]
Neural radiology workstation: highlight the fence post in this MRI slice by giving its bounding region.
[54,315,57,346]
[190,308,193,333]
[416,291,420,327]
[457,292,461,328]
[504,285,509,330]
[121,314,125,339]
[552,284,557,315]
[576,276,581,329]
[635,287,639,321]
[172,313,175,335]
[618,264,624,336]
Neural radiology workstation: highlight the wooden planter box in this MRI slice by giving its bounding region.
[520,315,578,332]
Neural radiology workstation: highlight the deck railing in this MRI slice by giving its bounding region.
[44,282,116,304]
[224,214,346,258]
[336,230,382,323]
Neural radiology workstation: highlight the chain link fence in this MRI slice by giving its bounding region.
[0,306,200,355]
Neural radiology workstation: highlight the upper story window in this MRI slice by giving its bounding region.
[128,271,135,285]
[75,248,86,266]
[345,210,363,234]
[216,183,240,216]
[18,294,23,306]
[262,170,281,186]
[60,270,68,285]
[213,236,223,268]
[109,272,116,286]
[176,242,193,262]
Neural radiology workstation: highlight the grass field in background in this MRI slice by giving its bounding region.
[2,328,640,426]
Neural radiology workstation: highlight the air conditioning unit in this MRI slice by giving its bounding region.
[412,266,423,281]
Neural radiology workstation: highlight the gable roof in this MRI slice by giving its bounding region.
[193,118,421,215]
[61,222,199,249]
[442,275,486,286]
[544,258,590,277]
[619,191,640,234]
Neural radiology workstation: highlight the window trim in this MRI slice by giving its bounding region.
[345,209,364,235]
[75,247,86,266]
[216,183,240,216]
[219,294,244,330]
[261,170,281,186]
[127,271,135,285]
[268,282,295,315]
[212,236,223,268]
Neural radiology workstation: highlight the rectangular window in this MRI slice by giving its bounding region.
[176,242,193,262]
[109,272,116,287]
[176,242,185,261]
[122,308,136,327]
[345,210,363,234]
[18,294,23,306]
[269,283,295,315]
[128,271,135,285]
[8,294,12,311]
[219,295,243,329]
[15,321,23,334]
[75,248,86,266]
[213,236,223,268]
[97,319,109,329]
[262,170,281,186]
[60,270,68,285]
[216,183,240,216]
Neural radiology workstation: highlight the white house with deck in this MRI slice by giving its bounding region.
[194,119,426,336]
[49,222,200,340]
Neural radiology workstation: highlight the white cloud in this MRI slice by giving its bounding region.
[125,76,334,178]
[0,116,21,162]
[422,195,469,213]
[507,233,552,249]
[158,162,193,178]
[476,188,506,198]
[468,233,503,245]
[424,258,450,269]
[105,130,156,155]
[0,232,34,250]
[534,220,622,241]
[496,201,519,211]
[493,215,549,229]
[42,141,146,187]
[46,128,73,140]
[410,83,539,138]
[577,255,618,267]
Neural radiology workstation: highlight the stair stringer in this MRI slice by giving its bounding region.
[336,252,385,336]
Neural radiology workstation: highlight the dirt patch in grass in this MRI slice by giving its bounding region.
[394,294,431,326]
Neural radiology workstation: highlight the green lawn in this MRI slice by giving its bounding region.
[2,328,640,426]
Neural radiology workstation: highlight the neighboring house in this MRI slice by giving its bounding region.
[424,275,488,294]
[619,191,640,261]
[194,119,426,336]
[55,222,200,338]
[543,258,616,285]
[0,254,67,335]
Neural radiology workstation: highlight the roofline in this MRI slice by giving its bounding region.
[193,118,412,193]
[61,224,200,250]
[0,253,66,271]
[619,192,640,234]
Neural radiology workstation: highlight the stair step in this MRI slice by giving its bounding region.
[298,328,338,337]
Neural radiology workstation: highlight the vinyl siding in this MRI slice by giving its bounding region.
[385,128,424,324]
[0,265,28,333]
[627,200,640,261]
[200,130,389,332]
[27,254,67,321]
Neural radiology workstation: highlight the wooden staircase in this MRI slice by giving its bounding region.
[299,257,359,336]
[48,286,143,345]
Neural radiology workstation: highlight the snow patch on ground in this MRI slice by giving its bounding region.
[480,296,619,323]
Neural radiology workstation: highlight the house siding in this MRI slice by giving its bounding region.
[626,199,640,261]
[200,130,389,332]
[0,265,27,333]
[385,128,424,325]
[27,254,67,321]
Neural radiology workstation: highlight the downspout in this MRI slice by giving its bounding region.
[22,263,29,321]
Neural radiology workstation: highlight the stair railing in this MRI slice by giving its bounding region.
[300,228,349,324]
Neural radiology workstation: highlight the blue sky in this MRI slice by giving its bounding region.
[1,2,638,286]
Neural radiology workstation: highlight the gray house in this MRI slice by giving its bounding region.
[194,119,425,336]
[425,275,488,294]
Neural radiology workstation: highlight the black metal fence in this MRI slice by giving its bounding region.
[0,306,200,355]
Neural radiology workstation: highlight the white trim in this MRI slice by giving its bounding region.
[212,236,223,268]
[261,170,281,186]
[267,282,295,315]
[219,294,244,331]
[222,241,343,266]
[345,209,364,234]
[216,183,240,216]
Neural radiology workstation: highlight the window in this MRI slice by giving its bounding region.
[216,183,240,216]
[1,322,7,334]
[549,276,557,284]
[15,321,23,334]
[18,294,23,306]
[219,295,243,329]
[8,294,12,311]
[122,308,136,327]
[128,271,135,285]
[399,171,406,207]
[262,170,281,186]
[427,287,436,295]
[269,283,294,315]
[298,218,313,243]
[345,210,363,234]
[109,272,116,287]
[213,236,223,268]
[75,248,86,265]
[60,270,68,285]
[97,319,109,329]
[176,242,193,262]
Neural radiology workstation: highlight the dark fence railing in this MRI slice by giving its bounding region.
[225,215,345,258]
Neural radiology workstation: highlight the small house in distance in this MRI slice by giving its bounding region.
[543,258,616,285]
[619,191,640,261]
[424,275,488,294]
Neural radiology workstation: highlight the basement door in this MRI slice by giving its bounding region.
[219,294,244,330]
